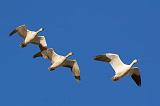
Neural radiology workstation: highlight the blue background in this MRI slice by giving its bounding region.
[0,0,159,105]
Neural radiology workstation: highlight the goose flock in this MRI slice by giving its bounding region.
[10,24,141,87]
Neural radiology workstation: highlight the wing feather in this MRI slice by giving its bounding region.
[63,59,80,81]
[94,54,111,62]
[130,67,141,86]
[9,25,27,38]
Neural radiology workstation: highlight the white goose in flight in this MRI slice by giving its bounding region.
[94,53,141,86]
[9,24,45,48]
[37,48,80,81]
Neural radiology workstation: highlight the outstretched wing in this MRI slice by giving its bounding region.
[130,67,141,87]
[9,25,27,38]
[94,53,125,74]
[63,59,80,81]
[94,54,111,62]
[106,53,127,74]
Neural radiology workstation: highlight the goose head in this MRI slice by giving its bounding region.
[130,59,138,66]
[112,75,120,81]
[37,28,44,33]
[133,59,138,64]
[47,48,54,52]
[66,52,73,58]
[17,24,25,28]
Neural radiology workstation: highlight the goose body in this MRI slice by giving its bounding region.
[9,24,44,48]
[94,53,141,86]
[41,48,80,81]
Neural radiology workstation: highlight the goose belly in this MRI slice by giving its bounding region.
[116,67,130,78]
[51,57,66,68]
[51,60,65,69]
[24,32,37,44]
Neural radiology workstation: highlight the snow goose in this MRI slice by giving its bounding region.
[94,53,141,86]
[42,48,80,81]
[9,24,44,48]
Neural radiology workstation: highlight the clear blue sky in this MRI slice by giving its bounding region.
[0,0,159,105]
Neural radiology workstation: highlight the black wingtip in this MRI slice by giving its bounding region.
[32,51,42,59]
[9,29,17,36]
[33,55,36,59]
[94,56,101,61]
[131,74,141,87]
[94,55,111,62]
[94,56,97,60]
[41,28,44,31]
[20,42,27,48]
[94,56,100,61]
[75,76,80,81]
[136,83,141,87]
[137,81,141,87]
[136,82,141,87]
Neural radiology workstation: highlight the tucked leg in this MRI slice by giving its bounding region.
[48,64,57,71]
[20,42,27,48]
